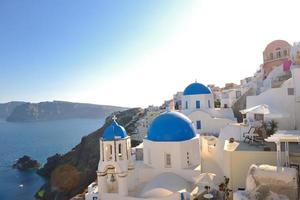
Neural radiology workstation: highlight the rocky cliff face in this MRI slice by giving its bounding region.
[0,101,26,118]
[36,108,145,200]
[6,101,127,122]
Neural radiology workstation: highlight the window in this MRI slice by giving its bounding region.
[236,91,241,98]
[224,104,228,108]
[165,153,171,167]
[110,145,113,154]
[284,49,288,56]
[118,143,123,159]
[288,88,294,96]
[196,100,201,109]
[185,101,188,109]
[269,53,273,60]
[93,197,98,200]
[276,51,281,58]
[106,144,113,161]
[208,100,211,108]
[254,114,264,121]
[196,120,202,130]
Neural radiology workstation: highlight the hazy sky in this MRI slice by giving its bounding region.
[1,0,299,107]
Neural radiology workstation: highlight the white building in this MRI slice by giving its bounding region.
[85,106,299,200]
[86,112,216,200]
[173,92,183,110]
[85,41,300,200]
[220,89,242,108]
[181,82,236,135]
[245,64,300,130]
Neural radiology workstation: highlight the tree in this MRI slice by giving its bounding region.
[214,99,221,108]
[262,120,278,136]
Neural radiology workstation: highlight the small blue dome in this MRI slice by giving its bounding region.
[102,120,127,140]
[183,82,211,95]
[147,111,196,142]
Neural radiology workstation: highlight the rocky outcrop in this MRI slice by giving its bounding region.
[0,101,26,119]
[36,108,145,200]
[12,155,40,170]
[6,101,127,122]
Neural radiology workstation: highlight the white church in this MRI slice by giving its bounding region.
[85,112,214,200]
[180,82,236,135]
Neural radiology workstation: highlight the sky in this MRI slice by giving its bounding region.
[1,0,300,107]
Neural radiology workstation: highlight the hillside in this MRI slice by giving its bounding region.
[6,101,127,122]
[36,108,145,200]
[0,101,27,119]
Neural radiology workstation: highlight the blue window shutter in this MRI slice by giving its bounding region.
[196,120,201,129]
[196,100,200,109]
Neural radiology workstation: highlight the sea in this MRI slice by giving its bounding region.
[0,118,104,200]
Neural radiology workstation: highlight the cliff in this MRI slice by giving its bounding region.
[0,101,26,118]
[6,101,127,122]
[36,107,145,200]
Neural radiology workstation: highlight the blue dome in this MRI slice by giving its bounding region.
[147,111,196,142]
[183,82,211,95]
[102,120,127,140]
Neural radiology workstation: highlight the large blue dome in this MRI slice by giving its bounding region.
[147,111,196,142]
[102,120,127,140]
[183,82,211,95]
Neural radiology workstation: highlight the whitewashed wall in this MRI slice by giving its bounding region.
[143,137,201,170]
[247,78,296,129]
[188,110,235,135]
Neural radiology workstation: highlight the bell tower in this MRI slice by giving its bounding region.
[97,116,132,198]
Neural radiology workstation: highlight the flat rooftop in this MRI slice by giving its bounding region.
[235,141,300,154]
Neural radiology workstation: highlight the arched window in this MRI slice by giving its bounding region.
[118,143,123,159]
[208,100,211,108]
[269,52,273,60]
[106,144,113,161]
[276,51,281,58]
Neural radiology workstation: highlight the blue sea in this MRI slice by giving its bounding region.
[0,118,104,200]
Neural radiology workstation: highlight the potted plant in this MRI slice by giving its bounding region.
[262,120,278,136]
[218,176,232,200]
[219,183,225,191]
[204,185,211,193]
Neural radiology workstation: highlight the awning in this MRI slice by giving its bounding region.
[265,130,300,143]
[240,104,270,115]
[240,104,289,118]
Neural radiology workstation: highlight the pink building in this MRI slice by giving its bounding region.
[262,40,291,77]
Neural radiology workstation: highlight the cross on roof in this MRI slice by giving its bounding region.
[112,115,117,121]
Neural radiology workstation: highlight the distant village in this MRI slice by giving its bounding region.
[85,40,300,200]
